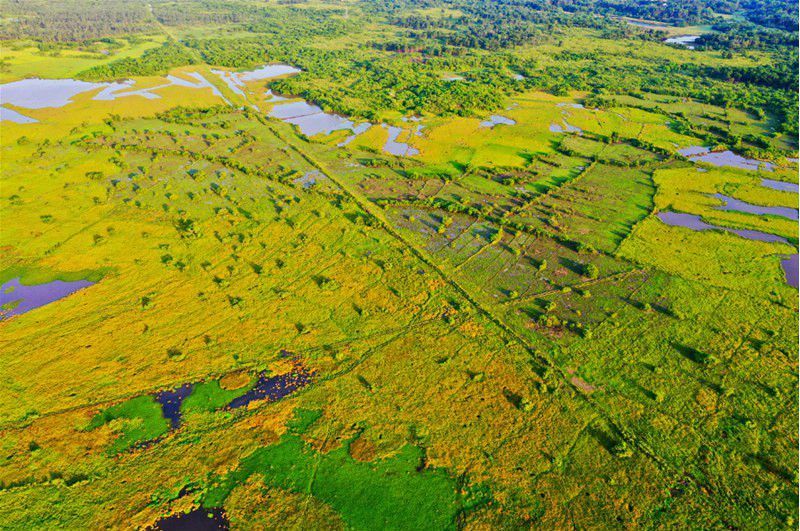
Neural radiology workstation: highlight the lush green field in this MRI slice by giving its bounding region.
[0,0,797,529]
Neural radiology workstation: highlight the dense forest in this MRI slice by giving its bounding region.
[0,0,796,139]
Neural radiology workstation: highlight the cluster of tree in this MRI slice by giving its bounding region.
[150,0,257,27]
[78,40,196,80]
[389,13,545,50]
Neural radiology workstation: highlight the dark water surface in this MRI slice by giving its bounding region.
[154,383,194,429]
[227,366,313,409]
[151,508,228,531]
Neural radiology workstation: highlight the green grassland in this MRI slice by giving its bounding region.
[0,0,797,529]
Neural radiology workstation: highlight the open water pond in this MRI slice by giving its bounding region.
[657,211,789,244]
[665,35,700,48]
[712,193,798,220]
[0,277,94,319]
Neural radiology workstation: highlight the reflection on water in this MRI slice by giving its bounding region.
[665,35,700,49]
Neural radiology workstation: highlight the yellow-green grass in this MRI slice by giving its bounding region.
[618,216,794,295]
[0,37,166,83]
[653,165,798,240]
[1,69,226,141]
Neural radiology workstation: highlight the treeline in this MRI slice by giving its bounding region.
[695,21,797,51]
[77,40,196,80]
[0,0,153,41]
[686,54,798,92]
[368,0,797,32]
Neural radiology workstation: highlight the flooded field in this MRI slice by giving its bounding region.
[782,254,799,288]
[761,178,799,193]
[712,193,799,220]
[152,508,228,530]
[480,115,516,128]
[269,100,371,137]
[0,277,94,319]
[383,125,420,156]
[0,106,37,123]
[227,365,313,409]
[0,78,104,108]
[657,211,789,244]
[679,147,774,171]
